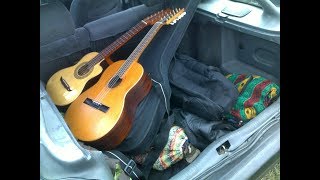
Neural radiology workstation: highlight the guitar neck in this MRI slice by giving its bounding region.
[118,22,164,77]
[89,21,149,66]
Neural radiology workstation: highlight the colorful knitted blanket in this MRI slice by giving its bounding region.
[225,74,280,126]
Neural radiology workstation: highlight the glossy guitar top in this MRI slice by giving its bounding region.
[64,60,152,149]
[46,52,103,106]
[46,9,172,106]
[64,8,186,150]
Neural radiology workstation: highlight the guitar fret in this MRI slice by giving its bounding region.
[132,25,140,31]
[127,30,134,36]
[118,22,163,76]
[101,50,109,57]
[123,33,129,40]
[119,37,126,44]
[132,27,139,33]
[90,54,102,66]
[88,12,165,68]
[47,9,176,107]
[136,24,144,30]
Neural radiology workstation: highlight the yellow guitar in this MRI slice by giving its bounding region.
[46,9,171,106]
[64,8,186,150]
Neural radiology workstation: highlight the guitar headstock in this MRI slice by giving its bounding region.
[161,8,186,25]
[143,9,172,25]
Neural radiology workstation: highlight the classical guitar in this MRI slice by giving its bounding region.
[46,9,171,106]
[64,8,186,150]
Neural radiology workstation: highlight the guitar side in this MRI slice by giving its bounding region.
[46,52,103,106]
[64,60,152,150]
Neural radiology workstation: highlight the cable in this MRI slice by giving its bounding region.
[151,78,169,115]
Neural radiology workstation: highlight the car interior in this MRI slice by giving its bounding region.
[40,0,280,179]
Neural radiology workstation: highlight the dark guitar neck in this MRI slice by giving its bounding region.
[86,21,149,67]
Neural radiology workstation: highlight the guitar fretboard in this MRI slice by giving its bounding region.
[117,22,164,77]
[86,21,148,68]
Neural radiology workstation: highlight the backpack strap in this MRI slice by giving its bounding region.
[139,113,175,178]
[104,150,145,180]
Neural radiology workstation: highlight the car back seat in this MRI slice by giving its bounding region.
[40,2,160,83]
[70,0,123,28]
[40,0,91,83]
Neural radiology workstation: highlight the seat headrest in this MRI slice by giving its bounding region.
[40,1,75,46]
[139,0,163,7]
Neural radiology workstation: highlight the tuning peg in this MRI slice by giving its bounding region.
[178,12,186,19]
[164,14,170,21]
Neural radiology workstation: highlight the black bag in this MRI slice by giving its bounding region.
[115,0,203,178]
[173,109,236,150]
[169,53,239,122]
[115,0,202,154]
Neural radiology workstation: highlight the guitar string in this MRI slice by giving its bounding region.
[71,10,181,132]
[93,11,180,103]
[93,22,164,103]
[58,21,147,95]
[80,17,167,115]
[77,10,166,75]
[59,10,168,97]
[95,11,182,102]
[77,22,145,75]
[94,23,162,102]
[67,10,182,138]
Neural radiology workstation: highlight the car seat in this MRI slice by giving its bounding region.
[70,0,123,28]
[40,0,91,82]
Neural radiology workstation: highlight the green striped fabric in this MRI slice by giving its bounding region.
[225,74,279,126]
[152,126,188,171]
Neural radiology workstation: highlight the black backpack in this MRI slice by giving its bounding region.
[114,0,203,178]
[169,53,239,122]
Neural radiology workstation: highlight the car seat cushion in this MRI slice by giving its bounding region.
[40,1,75,46]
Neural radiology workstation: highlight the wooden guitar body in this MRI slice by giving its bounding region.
[45,9,171,106]
[46,52,103,106]
[64,60,152,150]
[64,8,185,150]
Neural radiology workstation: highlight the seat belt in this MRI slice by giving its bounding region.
[104,150,145,180]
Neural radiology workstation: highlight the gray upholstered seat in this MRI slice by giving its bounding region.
[70,0,122,28]
[40,1,159,83]
[40,1,91,82]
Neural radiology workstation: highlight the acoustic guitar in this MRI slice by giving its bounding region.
[64,8,186,150]
[46,9,171,106]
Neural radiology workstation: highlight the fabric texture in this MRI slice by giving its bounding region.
[169,54,239,122]
[107,158,131,180]
[40,0,91,83]
[173,109,236,150]
[152,126,198,171]
[132,125,200,171]
[225,73,280,126]
[40,1,75,46]
[116,0,202,162]
[84,4,160,41]
[70,0,122,27]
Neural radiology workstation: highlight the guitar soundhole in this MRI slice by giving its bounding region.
[78,64,90,76]
[74,62,94,79]
[108,75,122,88]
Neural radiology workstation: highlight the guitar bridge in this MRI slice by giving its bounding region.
[84,98,109,113]
[60,77,72,91]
